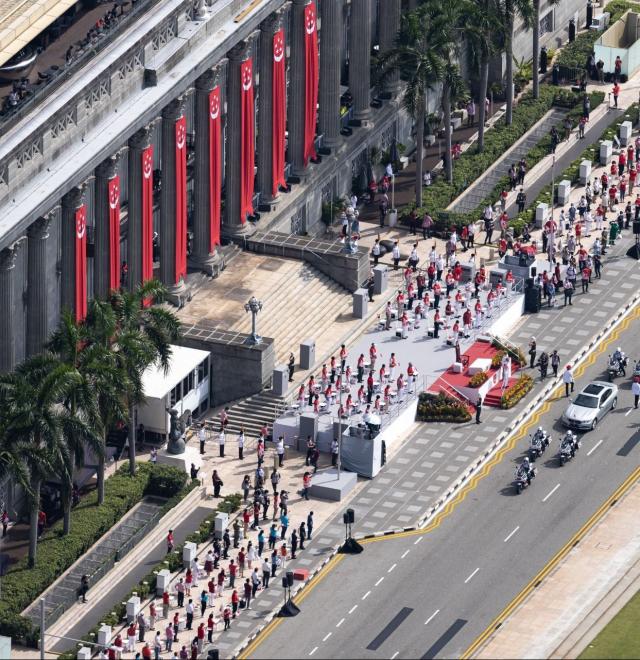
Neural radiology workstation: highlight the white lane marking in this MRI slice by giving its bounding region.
[349,605,358,614]
[414,536,423,545]
[388,563,397,573]
[464,567,480,584]
[504,526,520,543]
[391,652,400,660]
[424,609,440,625]
[401,550,410,559]
[336,618,345,628]
[626,408,633,416]
[587,439,603,456]
[542,483,561,502]
[362,591,371,600]
[323,633,332,642]
[375,577,385,587]
[309,648,318,656]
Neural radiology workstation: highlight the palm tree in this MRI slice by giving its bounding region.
[83,301,129,504]
[47,312,103,534]
[466,0,503,152]
[0,354,93,566]
[441,62,467,183]
[103,281,180,476]
[377,7,444,207]
[502,0,533,122]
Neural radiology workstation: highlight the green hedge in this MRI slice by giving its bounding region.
[416,392,471,423]
[512,103,639,230]
[0,462,189,644]
[57,493,243,659]
[556,1,638,69]
[399,86,603,235]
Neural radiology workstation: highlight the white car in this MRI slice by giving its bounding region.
[562,381,618,431]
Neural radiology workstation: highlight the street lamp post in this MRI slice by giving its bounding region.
[244,296,263,345]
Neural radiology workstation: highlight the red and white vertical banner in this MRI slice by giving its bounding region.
[209,86,222,252]
[304,1,319,166]
[74,204,87,322]
[141,146,154,290]
[240,58,255,224]
[175,115,187,283]
[272,29,287,196]
[108,175,121,291]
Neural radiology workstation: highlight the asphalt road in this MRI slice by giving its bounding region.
[249,309,640,659]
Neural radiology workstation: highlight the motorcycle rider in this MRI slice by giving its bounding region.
[612,347,627,375]
[516,457,533,485]
[561,431,577,458]
[534,426,548,446]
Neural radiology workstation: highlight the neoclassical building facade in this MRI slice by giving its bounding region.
[0,0,587,372]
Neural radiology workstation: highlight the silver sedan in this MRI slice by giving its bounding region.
[561,381,618,431]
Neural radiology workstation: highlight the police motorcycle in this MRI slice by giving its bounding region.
[528,427,550,460]
[558,430,581,466]
[514,457,537,494]
[607,347,628,381]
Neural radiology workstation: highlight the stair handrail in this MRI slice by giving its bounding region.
[436,376,470,406]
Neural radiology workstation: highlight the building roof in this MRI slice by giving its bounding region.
[141,344,210,400]
[0,0,76,68]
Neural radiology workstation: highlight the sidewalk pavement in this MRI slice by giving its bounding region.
[476,474,640,660]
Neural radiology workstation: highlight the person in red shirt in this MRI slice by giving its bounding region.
[225,601,233,627]
[575,221,582,240]
[142,642,152,659]
[611,160,618,176]
[630,166,637,191]
[433,309,442,338]
[207,613,216,642]
[197,622,206,654]
[581,265,591,293]
[613,82,621,108]
[462,307,472,336]
[619,151,627,175]
[498,237,507,257]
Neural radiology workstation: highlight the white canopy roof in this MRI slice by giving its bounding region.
[141,344,209,400]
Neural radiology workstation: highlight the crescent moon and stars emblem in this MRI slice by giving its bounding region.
[143,151,152,179]
[305,4,316,35]
[109,182,120,210]
[176,121,186,150]
[274,32,285,63]
[210,91,220,120]
[76,208,86,240]
[242,61,253,92]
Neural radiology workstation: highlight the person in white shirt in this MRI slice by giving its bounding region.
[198,426,206,455]
[237,429,245,460]
[392,242,401,270]
[218,430,225,457]
[276,436,285,467]
[562,365,574,397]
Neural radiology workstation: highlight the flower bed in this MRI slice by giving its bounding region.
[468,371,490,388]
[416,392,471,423]
[500,374,534,409]
[56,493,243,659]
[0,463,191,644]
[490,341,526,368]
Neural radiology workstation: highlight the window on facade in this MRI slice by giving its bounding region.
[170,382,181,406]
[182,375,190,397]
[198,356,209,384]
[188,371,194,393]
[540,10,553,37]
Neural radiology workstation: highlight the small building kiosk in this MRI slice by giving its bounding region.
[138,344,210,443]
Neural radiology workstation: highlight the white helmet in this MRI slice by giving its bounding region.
[617,347,622,352]
[523,457,530,467]
[538,426,543,433]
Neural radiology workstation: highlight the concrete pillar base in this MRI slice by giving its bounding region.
[222,221,256,241]
[166,278,192,309]
[188,250,225,278]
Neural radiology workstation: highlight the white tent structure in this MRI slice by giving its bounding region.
[138,344,210,442]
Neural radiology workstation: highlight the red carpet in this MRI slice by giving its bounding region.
[428,339,519,408]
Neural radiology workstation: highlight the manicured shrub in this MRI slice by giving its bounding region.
[416,392,471,423]
[500,374,534,409]
[468,371,490,388]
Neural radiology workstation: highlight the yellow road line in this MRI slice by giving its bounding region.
[461,466,640,659]
[240,304,640,658]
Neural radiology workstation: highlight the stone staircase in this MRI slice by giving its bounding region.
[449,108,568,214]
[230,261,353,365]
[24,497,166,629]
[223,391,286,439]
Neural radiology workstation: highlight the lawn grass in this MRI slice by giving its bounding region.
[580,587,640,659]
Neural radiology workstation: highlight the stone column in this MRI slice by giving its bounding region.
[319,0,343,149]
[224,41,253,236]
[94,154,120,299]
[60,186,85,317]
[27,213,54,356]
[127,125,153,292]
[379,0,401,97]
[192,66,225,277]
[349,0,372,123]
[257,11,285,205]
[160,95,191,307]
[288,0,309,176]
[0,240,24,372]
